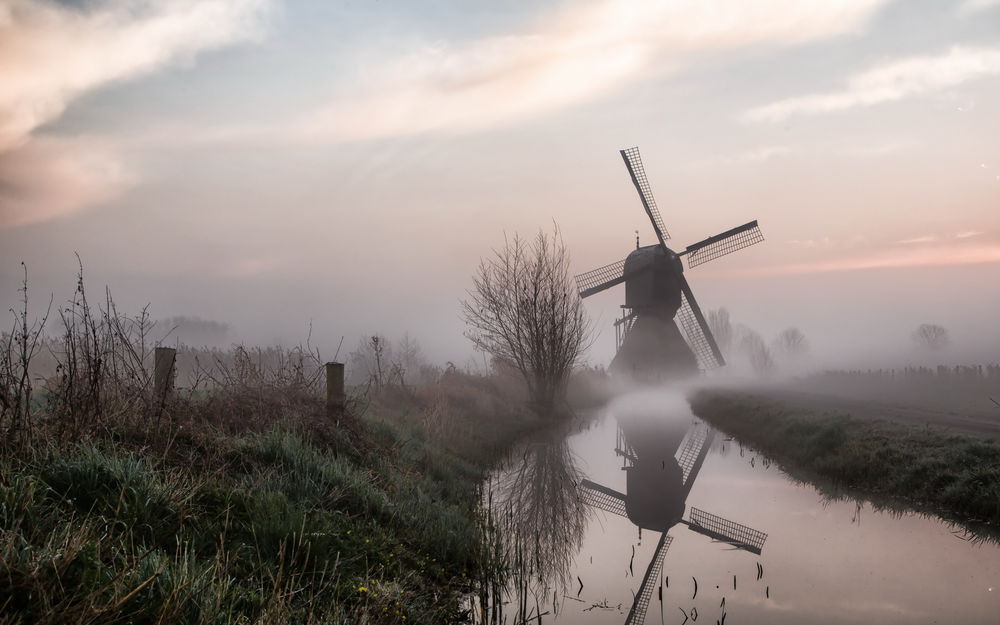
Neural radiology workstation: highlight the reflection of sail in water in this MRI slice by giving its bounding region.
[581,415,768,625]
[490,434,588,589]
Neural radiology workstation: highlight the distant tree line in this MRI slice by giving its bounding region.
[807,364,1000,382]
[706,307,809,377]
[346,333,440,390]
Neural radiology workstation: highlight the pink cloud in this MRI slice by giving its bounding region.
[0,0,270,229]
[0,0,271,153]
[302,0,892,141]
[740,242,1000,276]
[0,136,134,228]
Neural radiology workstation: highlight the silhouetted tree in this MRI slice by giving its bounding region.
[737,326,775,376]
[347,334,389,389]
[773,327,808,358]
[911,323,949,351]
[156,315,230,346]
[461,227,589,415]
[348,333,435,389]
[707,308,734,355]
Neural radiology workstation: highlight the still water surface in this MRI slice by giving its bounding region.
[479,390,1000,624]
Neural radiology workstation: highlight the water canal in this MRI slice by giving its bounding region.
[476,389,1000,624]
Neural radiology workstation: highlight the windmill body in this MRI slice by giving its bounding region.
[574,147,765,381]
[622,244,684,312]
[620,411,688,531]
[611,244,698,379]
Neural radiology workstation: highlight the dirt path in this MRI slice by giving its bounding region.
[744,388,1000,440]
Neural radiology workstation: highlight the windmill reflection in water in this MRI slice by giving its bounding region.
[580,411,768,625]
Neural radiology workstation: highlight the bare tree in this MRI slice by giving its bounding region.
[461,228,589,415]
[773,327,808,358]
[155,315,230,347]
[706,308,734,355]
[912,323,949,351]
[347,333,435,390]
[737,326,775,377]
[394,332,430,386]
[1,263,51,443]
[347,334,389,389]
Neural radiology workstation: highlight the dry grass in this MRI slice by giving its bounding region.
[0,266,547,624]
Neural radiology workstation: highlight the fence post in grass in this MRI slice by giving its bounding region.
[326,362,346,421]
[154,347,176,419]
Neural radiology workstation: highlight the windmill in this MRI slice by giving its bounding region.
[579,415,768,625]
[574,147,764,379]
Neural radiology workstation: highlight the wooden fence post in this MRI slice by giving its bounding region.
[326,362,345,419]
[154,347,176,415]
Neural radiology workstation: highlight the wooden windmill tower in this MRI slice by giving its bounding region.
[574,147,764,379]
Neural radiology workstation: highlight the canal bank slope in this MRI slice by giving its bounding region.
[0,371,545,625]
[689,389,1000,533]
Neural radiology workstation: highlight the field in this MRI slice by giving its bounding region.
[774,365,1000,438]
[689,389,1000,537]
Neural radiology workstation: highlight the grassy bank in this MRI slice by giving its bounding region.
[689,390,1000,533]
[0,267,581,623]
[0,371,543,624]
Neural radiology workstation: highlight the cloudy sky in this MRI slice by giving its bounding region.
[1,0,999,367]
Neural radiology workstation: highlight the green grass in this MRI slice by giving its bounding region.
[689,390,1000,533]
[0,378,543,624]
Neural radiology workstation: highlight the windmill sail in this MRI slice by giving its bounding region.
[684,220,764,268]
[621,147,670,243]
[624,533,673,625]
[615,422,638,466]
[575,259,627,298]
[675,422,711,484]
[675,278,725,369]
[685,508,768,555]
[579,479,628,517]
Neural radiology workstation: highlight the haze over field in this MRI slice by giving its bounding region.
[2,0,999,368]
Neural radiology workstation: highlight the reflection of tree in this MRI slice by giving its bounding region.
[490,435,587,590]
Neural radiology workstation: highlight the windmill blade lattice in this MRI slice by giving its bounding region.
[675,422,710,484]
[621,147,670,243]
[625,533,673,625]
[685,220,764,268]
[579,479,628,517]
[676,286,725,370]
[575,259,627,298]
[615,423,638,467]
[686,508,768,555]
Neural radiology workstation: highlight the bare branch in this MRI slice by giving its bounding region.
[461,226,591,414]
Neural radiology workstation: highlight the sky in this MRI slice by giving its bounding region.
[1,0,999,369]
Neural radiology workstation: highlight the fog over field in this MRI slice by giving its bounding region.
[4,5,1000,624]
[2,0,999,373]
